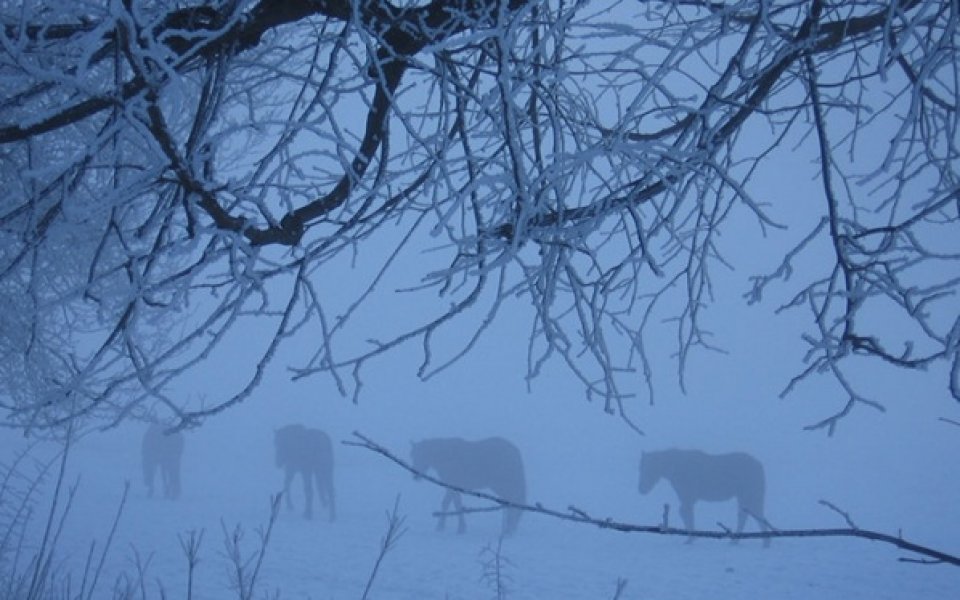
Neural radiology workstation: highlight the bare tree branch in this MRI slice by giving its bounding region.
[347,432,960,567]
[0,0,956,433]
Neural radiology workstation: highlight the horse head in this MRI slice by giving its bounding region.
[410,441,427,480]
[638,451,659,494]
[274,427,291,468]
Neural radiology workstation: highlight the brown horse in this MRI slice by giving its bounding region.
[275,424,336,521]
[638,449,771,546]
[142,423,184,499]
[411,437,526,536]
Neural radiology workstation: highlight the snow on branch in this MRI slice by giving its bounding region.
[347,432,960,567]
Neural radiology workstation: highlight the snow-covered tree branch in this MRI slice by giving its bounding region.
[1,0,957,431]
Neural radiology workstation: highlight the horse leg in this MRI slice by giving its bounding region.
[161,462,172,499]
[500,495,519,536]
[302,471,314,519]
[438,490,454,531]
[315,470,335,522]
[143,459,156,497]
[169,459,181,499]
[325,474,336,522]
[679,501,696,544]
[738,496,771,547]
[452,492,466,534]
[501,507,519,537]
[753,508,771,548]
[283,469,295,511]
[326,486,336,522]
[733,501,748,545]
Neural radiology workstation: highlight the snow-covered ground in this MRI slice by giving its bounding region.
[5,295,960,600]
[6,400,960,600]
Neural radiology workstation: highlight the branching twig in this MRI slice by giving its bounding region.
[479,537,513,600]
[360,495,407,600]
[221,494,281,600]
[178,529,204,600]
[611,577,628,600]
[84,481,130,600]
[819,499,858,530]
[348,432,960,567]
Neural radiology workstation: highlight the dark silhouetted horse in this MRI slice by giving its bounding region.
[275,424,335,521]
[411,437,526,535]
[638,449,771,546]
[142,423,184,499]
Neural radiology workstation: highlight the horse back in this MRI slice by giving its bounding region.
[662,450,764,504]
[276,425,333,475]
[427,437,525,501]
[142,424,184,463]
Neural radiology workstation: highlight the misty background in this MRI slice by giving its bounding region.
[3,216,958,596]
[2,1,959,598]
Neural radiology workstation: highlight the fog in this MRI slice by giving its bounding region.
[3,235,959,597]
[2,2,959,598]
[4,155,960,596]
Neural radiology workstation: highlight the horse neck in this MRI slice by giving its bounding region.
[419,442,458,475]
[649,454,679,482]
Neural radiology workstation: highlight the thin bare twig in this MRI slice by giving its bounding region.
[360,495,407,600]
[611,578,628,600]
[818,499,858,530]
[178,529,204,600]
[348,432,960,567]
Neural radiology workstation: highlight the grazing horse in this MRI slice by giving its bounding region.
[638,449,771,546]
[274,424,336,521]
[411,437,526,536]
[142,423,184,499]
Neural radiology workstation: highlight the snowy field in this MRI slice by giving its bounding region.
[5,296,960,600]
[6,391,960,600]
[2,3,958,599]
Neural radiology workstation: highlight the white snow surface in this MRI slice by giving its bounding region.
[7,394,960,600]
[5,303,960,600]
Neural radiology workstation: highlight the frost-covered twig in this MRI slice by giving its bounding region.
[349,432,960,567]
[128,545,153,600]
[178,529,205,600]
[818,499,858,530]
[433,505,503,518]
[360,495,407,600]
[221,494,281,600]
[82,481,129,600]
[479,537,513,600]
[26,424,78,600]
[610,578,628,600]
[4,0,956,437]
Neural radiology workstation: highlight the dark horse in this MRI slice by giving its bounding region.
[275,424,335,521]
[638,449,771,546]
[411,437,526,536]
[142,423,184,499]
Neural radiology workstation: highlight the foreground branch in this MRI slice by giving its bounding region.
[346,432,960,567]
